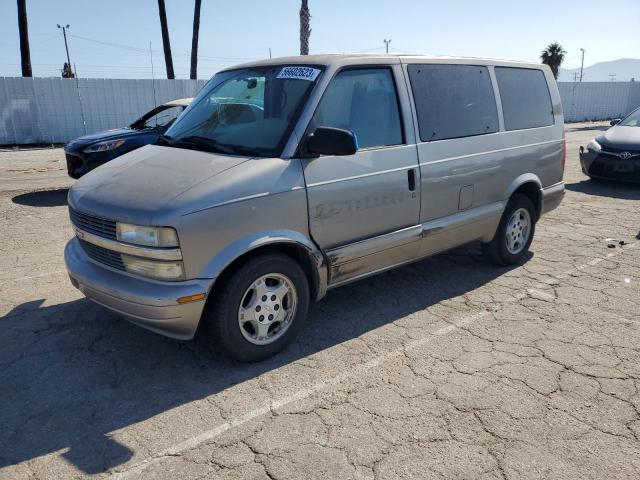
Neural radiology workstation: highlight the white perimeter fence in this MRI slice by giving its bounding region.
[0,77,207,145]
[1,77,639,145]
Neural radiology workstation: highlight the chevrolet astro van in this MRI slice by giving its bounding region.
[65,55,565,361]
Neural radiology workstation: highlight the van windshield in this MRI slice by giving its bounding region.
[163,65,323,157]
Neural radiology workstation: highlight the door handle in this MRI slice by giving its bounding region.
[407,168,416,192]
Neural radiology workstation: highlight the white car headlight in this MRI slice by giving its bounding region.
[121,254,185,281]
[116,223,179,247]
[586,139,601,153]
[83,139,126,153]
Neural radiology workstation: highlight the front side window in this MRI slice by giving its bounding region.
[495,67,554,131]
[165,65,322,156]
[133,106,184,130]
[408,64,499,142]
[309,68,403,149]
[619,107,640,127]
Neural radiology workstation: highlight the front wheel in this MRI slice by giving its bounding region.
[483,194,536,266]
[205,252,310,362]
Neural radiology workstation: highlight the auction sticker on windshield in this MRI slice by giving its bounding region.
[277,66,321,81]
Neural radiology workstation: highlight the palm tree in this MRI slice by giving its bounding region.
[190,0,202,79]
[540,42,566,79]
[17,0,32,77]
[157,0,175,79]
[299,0,311,55]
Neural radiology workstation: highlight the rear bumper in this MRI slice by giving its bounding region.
[65,237,213,340]
[540,181,564,216]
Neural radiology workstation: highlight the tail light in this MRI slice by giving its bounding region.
[562,138,567,174]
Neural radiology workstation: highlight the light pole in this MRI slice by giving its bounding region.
[579,48,585,82]
[57,24,73,77]
[383,38,392,54]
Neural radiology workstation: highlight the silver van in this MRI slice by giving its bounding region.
[65,55,565,361]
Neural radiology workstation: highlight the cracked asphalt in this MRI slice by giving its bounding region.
[1,123,640,479]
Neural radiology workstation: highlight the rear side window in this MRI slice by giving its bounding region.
[495,67,554,131]
[310,68,403,149]
[407,64,499,142]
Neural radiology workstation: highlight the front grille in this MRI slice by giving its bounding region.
[69,208,117,241]
[600,145,640,156]
[590,157,640,180]
[79,239,125,271]
[65,153,83,178]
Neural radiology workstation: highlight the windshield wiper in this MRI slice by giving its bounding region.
[156,134,173,146]
[170,135,259,156]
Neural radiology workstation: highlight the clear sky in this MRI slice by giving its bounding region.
[1,0,638,79]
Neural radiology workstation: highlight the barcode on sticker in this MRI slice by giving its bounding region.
[277,66,321,81]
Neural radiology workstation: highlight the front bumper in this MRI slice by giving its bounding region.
[579,148,640,182]
[65,237,213,340]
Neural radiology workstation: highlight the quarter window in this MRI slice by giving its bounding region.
[407,64,499,142]
[495,67,554,131]
[309,68,403,149]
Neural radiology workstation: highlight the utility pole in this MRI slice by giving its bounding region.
[383,38,392,54]
[189,0,202,80]
[157,0,175,79]
[609,74,616,82]
[57,24,73,78]
[579,48,585,82]
[17,0,32,77]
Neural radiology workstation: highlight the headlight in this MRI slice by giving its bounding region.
[83,139,126,153]
[121,254,185,281]
[116,223,179,247]
[586,139,601,153]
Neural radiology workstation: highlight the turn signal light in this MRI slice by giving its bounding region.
[177,293,207,304]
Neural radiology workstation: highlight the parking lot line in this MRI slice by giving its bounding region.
[110,239,639,479]
[111,309,491,479]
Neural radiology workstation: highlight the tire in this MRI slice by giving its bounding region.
[483,194,536,266]
[205,252,310,362]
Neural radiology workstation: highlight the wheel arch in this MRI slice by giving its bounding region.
[201,230,328,303]
[504,174,543,220]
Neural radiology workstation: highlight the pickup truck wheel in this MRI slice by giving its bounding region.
[483,193,536,266]
[206,253,309,362]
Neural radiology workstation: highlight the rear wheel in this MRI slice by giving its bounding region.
[483,194,536,266]
[205,252,309,362]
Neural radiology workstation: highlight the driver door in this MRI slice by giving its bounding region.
[302,67,421,286]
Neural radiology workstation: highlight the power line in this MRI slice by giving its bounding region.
[67,33,261,61]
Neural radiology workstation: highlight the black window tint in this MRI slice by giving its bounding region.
[310,68,402,149]
[407,64,499,142]
[495,67,554,131]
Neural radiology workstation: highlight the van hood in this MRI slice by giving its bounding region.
[68,144,249,224]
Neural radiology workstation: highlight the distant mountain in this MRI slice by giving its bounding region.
[558,58,640,82]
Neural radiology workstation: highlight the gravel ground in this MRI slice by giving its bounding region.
[1,123,640,480]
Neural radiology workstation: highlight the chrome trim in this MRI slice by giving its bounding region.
[307,164,416,188]
[601,150,640,159]
[305,140,562,188]
[72,225,183,261]
[419,139,563,167]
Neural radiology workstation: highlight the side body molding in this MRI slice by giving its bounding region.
[199,229,328,301]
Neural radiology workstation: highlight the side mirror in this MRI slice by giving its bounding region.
[610,118,621,126]
[305,127,358,157]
